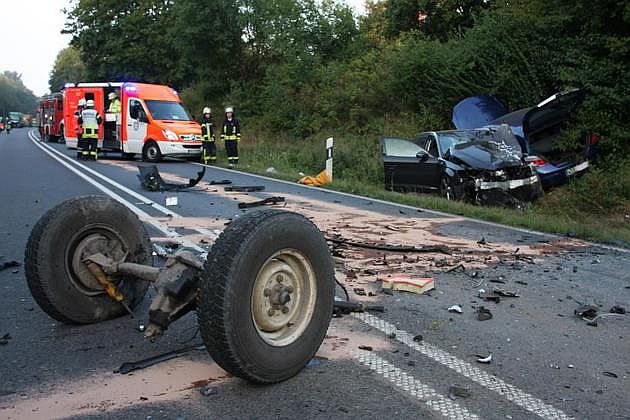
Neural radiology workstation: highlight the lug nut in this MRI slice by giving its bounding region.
[281,307,289,314]
[263,288,271,296]
[267,308,275,316]
[286,285,294,293]
[277,274,284,283]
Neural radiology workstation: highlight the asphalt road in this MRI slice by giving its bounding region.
[1,128,629,420]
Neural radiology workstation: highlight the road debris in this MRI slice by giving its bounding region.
[208,179,232,185]
[493,288,520,298]
[353,288,366,296]
[477,306,493,321]
[326,235,452,254]
[165,196,178,206]
[445,264,465,273]
[238,196,285,209]
[477,354,492,364]
[333,299,384,315]
[477,236,487,245]
[448,384,471,399]
[0,333,11,345]
[224,185,266,192]
[413,334,423,342]
[138,165,205,192]
[381,276,434,294]
[0,260,20,271]
[116,344,205,374]
[448,304,463,314]
[199,385,218,396]
[610,305,626,314]
[602,371,618,378]
[574,304,598,319]
[358,345,373,351]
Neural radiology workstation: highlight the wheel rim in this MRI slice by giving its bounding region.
[440,178,453,200]
[147,144,159,160]
[251,249,317,347]
[65,224,128,296]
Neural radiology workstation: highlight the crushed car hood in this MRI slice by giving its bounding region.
[452,95,509,130]
[448,141,523,170]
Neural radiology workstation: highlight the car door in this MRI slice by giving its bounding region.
[420,134,445,188]
[125,98,148,154]
[380,137,433,191]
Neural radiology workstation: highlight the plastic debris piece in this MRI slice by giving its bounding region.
[610,305,626,315]
[412,334,423,342]
[265,167,277,173]
[477,306,493,321]
[380,276,434,294]
[224,185,265,192]
[493,288,520,298]
[238,196,285,209]
[575,305,598,319]
[138,165,205,192]
[354,288,366,296]
[477,354,492,364]
[448,304,463,314]
[165,196,178,206]
[199,385,218,396]
[602,371,618,378]
[358,345,373,351]
[448,385,471,400]
[0,260,20,271]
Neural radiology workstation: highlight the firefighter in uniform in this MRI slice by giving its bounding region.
[75,98,86,158]
[78,99,102,160]
[221,106,240,165]
[200,107,216,164]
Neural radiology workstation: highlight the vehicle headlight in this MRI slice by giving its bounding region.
[162,129,178,141]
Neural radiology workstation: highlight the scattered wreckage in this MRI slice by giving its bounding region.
[381,127,541,208]
[453,89,597,188]
[24,195,336,383]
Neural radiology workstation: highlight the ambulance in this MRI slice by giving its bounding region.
[64,82,202,161]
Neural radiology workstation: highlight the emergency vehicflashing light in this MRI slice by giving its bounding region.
[125,85,137,92]
[64,83,75,88]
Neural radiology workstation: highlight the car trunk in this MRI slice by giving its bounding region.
[517,89,587,164]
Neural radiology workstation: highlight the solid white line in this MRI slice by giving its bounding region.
[28,132,206,253]
[354,350,480,420]
[182,157,630,255]
[353,312,572,420]
[29,130,217,241]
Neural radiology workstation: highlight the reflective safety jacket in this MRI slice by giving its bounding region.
[221,118,241,142]
[108,99,121,114]
[200,118,215,142]
[78,109,102,139]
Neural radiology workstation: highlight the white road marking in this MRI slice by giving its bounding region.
[354,312,573,420]
[355,350,480,420]
[28,131,206,252]
[30,131,218,240]
[182,156,630,255]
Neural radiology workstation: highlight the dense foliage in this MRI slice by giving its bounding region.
[0,71,38,114]
[49,47,87,92]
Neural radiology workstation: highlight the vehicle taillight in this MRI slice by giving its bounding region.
[590,134,600,145]
[525,156,548,166]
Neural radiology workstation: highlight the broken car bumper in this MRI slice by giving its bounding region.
[475,174,539,191]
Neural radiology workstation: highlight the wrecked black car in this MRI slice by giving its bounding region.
[453,89,598,188]
[380,127,541,208]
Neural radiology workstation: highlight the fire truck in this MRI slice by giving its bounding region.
[63,82,202,162]
[37,93,65,142]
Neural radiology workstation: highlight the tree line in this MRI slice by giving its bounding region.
[0,71,37,114]
[52,0,629,162]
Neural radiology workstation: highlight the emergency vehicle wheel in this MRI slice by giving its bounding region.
[24,196,152,324]
[142,141,162,162]
[198,209,334,384]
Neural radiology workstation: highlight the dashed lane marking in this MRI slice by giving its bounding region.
[353,312,573,420]
[355,350,480,420]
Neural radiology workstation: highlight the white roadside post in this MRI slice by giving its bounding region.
[325,137,333,181]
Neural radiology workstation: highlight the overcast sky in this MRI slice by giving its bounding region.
[0,0,366,97]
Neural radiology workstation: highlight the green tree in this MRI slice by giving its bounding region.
[0,71,38,114]
[49,46,87,92]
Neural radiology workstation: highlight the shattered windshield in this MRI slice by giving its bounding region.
[438,128,522,160]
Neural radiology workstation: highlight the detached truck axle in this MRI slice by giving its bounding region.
[24,195,335,384]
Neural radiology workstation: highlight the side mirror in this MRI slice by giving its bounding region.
[416,151,429,162]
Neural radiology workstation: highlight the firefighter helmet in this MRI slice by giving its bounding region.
[203,107,211,114]
[108,92,117,100]
[78,98,86,107]
[225,106,234,113]
[86,100,95,108]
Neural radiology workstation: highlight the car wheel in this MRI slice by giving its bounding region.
[142,141,162,162]
[197,209,335,384]
[24,196,151,324]
[440,176,456,200]
[58,126,65,144]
